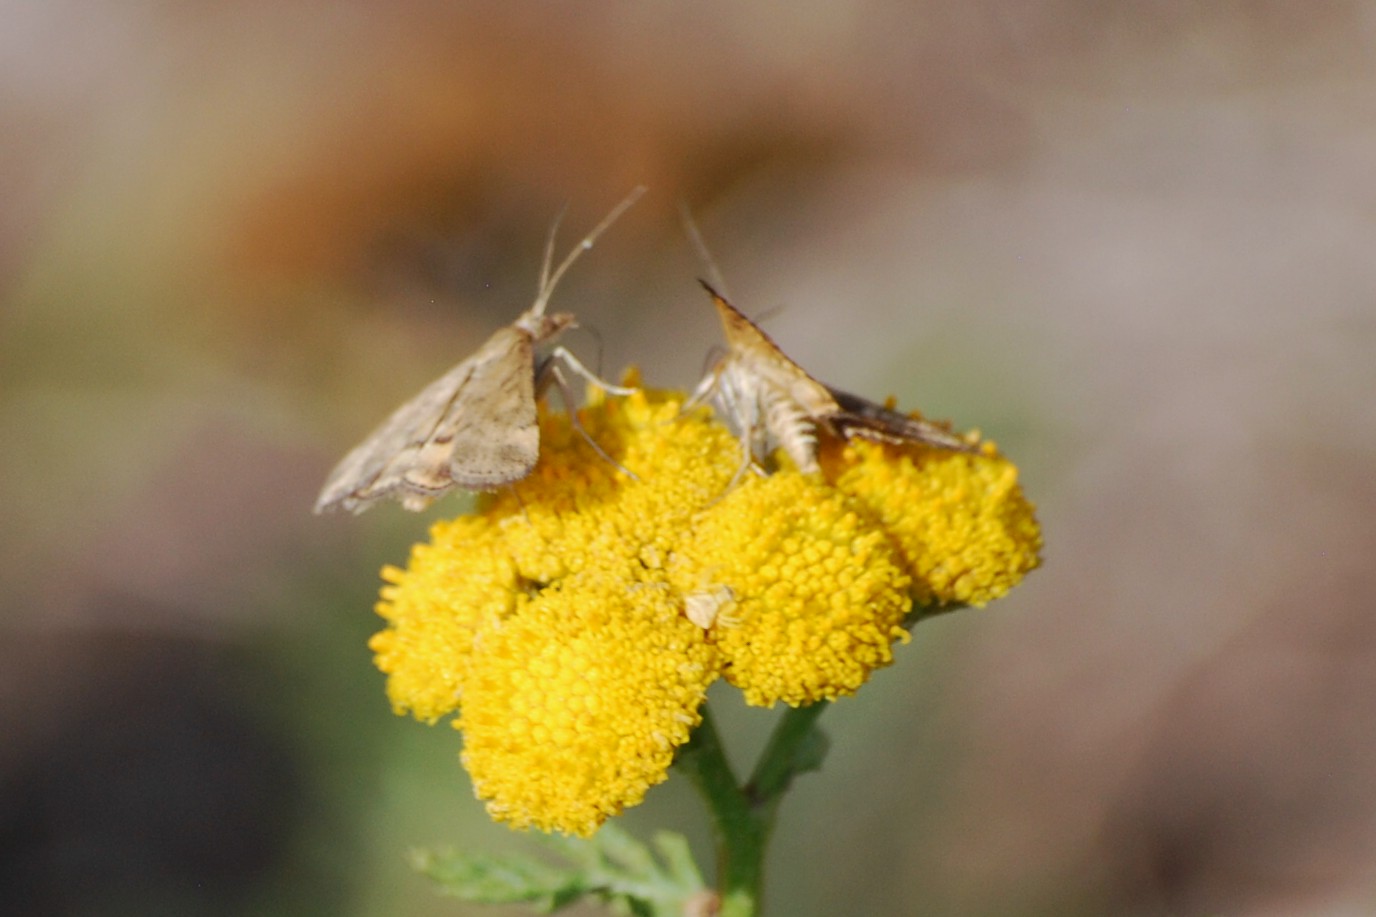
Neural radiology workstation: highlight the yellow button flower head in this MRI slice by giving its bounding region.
[669,472,911,707]
[821,436,1043,608]
[371,378,1040,835]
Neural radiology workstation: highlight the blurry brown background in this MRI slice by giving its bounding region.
[3,3,1375,915]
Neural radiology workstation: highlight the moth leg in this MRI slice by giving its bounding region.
[506,483,532,525]
[712,432,759,500]
[548,345,638,396]
[704,425,756,504]
[672,364,724,431]
[539,359,641,482]
[713,376,765,490]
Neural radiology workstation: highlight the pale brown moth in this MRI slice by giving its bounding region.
[314,187,646,514]
[692,281,980,479]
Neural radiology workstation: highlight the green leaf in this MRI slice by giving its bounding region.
[651,831,705,889]
[410,848,588,912]
[413,825,710,916]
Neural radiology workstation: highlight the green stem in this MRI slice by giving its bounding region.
[676,707,764,916]
[747,702,829,811]
[675,702,831,917]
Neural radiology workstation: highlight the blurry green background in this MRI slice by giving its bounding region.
[4,3,1375,915]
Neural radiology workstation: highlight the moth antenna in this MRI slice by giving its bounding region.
[532,185,648,316]
[677,200,732,300]
[535,201,570,310]
[751,303,788,326]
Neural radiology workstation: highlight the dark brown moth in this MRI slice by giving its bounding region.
[314,187,646,514]
[692,281,979,477]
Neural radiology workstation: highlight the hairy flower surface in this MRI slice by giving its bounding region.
[821,438,1043,608]
[370,380,1040,834]
[669,472,911,707]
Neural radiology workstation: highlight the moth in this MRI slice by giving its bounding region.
[314,187,646,514]
[692,280,979,479]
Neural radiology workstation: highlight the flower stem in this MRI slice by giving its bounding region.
[747,701,829,811]
[676,702,831,917]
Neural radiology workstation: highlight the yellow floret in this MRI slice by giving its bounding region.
[823,439,1043,608]
[671,472,912,707]
[370,516,519,723]
[458,572,719,835]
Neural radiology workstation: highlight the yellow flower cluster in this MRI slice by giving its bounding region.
[370,381,1041,835]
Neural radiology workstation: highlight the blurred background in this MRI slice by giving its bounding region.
[3,2,1375,915]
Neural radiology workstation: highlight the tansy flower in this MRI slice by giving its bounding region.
[820,437,1044,609]
[370,378,1040,835]
[667,472,912,707]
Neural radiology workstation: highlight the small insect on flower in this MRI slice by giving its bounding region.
[692,281,979,479]
[683,584,736,630]
[314,187,647,514]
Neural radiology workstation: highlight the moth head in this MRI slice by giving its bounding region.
[516,310,577,343]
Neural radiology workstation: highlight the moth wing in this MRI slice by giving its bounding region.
[442,328,541,489]
[824,386,979,453]
[313,326,536,514]
[701,282,837,415]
